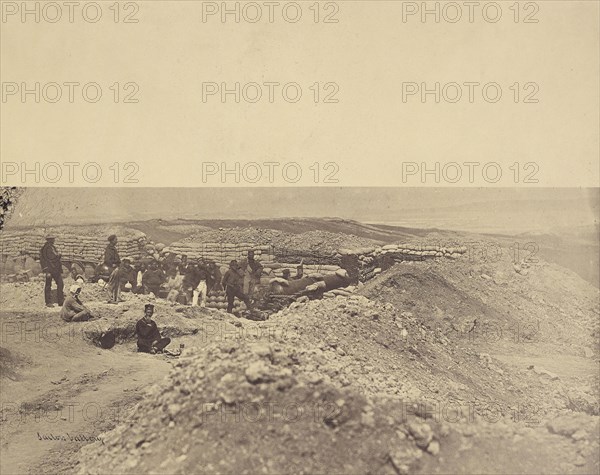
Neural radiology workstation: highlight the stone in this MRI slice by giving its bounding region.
[407,421,433,448]
[250,343,271,358]
[547,414,589,437]
[530,366,559,380]
[426,440,440,455]
[244,361,272,384]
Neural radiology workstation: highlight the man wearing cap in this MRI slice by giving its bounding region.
[107,258,133,303]
[136,304,171,353]
[40,235,64,307]
[221,260,252,314]
[103,235,121,270]
[61,284,92,322]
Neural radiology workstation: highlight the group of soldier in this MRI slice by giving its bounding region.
[102,235,264,313]
[41,233,269,315]
[38,233,308,355]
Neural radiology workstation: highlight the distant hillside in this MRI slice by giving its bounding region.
[6,188,598,236]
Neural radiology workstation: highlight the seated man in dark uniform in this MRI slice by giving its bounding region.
[136,304,171,354]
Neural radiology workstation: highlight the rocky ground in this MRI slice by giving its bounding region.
[1,236,598,474]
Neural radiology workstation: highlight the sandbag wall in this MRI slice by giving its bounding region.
[0,229,147,265]
[205,290,247,312]
[163,242,275,266]
[265,244,468,278]
[340,243,468,281]
[272,247,341,266]
[337,243,467,260]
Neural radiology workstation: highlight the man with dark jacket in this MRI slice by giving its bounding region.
[222,260,252,314]
[142,261,165,296]
[103,235,121,269]
[136,304,171,353]
[40,235,64,307]
[207,261,222,293]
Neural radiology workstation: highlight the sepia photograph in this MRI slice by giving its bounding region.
[0,187,598,474]
[1,0,599,474]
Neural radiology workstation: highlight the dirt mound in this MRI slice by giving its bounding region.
[359,256,599,354]
[73,290,600,474]
[268,296,594,418]
[184,227,383,255]
[74,337,452,475]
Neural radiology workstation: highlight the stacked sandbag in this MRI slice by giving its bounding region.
[336,243,468,263]
[272,247,340,266]
[323,284,357,299]
[205,290,246,312]
[206,290,228,310]
[0,226,147,263]
[163,241,274,266]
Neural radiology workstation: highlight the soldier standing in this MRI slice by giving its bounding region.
[40,234,64,307]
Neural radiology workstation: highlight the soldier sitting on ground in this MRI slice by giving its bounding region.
[136,304,171,354]
[61,284,92,322]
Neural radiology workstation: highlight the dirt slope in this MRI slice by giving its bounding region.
[1,230,598,475]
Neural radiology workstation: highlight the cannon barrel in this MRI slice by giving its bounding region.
[270,273,350,295]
